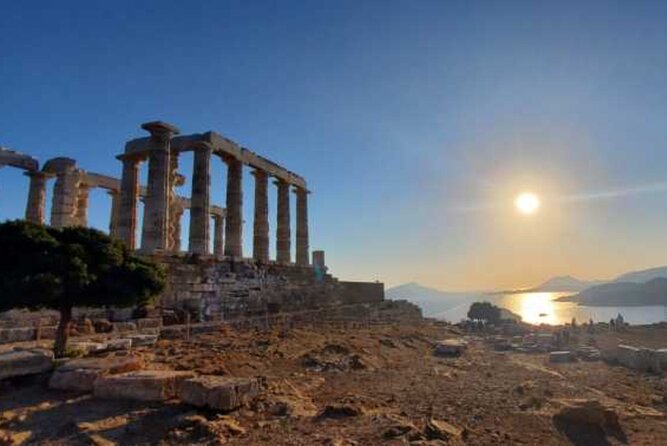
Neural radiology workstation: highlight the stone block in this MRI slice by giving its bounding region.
[36,326,57,340]
[616,344,651,370]
[159,326,187,340]
[69,341,107,355]
[136,318,162,329]
[49,356,144,391]
[178,376,260,411]
[123,334,158,347]
[0,349,54,380]
[112,322,137,333]
[0,327,35,344]
[655,349,667,370]
[105,338,133,351]
[550,351,576,363]
[94,370,196,401]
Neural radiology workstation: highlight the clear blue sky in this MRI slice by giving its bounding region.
[2,0,667,290]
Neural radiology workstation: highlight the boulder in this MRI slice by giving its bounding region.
[92,319,113,333]
[94,370,195,401]
[0,327,35,344]
[49,356,144,391]
[178,376,260,411]
[0,349,54,380]
[434,339,467,357]
[549,351,576,363]
[553,399,624,442]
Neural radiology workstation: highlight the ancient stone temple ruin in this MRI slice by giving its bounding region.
[1,121,419,328]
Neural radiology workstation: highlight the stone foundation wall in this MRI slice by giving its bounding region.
[154,254,385,322]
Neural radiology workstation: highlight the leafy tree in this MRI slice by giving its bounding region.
[467,301,501,324]
[0,220,166,357]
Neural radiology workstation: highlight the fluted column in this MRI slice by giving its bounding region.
[252,169,269,262]
[117,156,141,249]
[295,187,310,265]
[172,207,184,251]
[224,156,243,257]
[213,214,224,256]
[51,169,80,228]
[74,184,91,227]
[141,121,179,252]
[188,144,212,254]
[108,190,121,236]
[275,179,291,263]
[24,171,48,224]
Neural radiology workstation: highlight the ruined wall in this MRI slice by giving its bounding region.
[153,254,383,322]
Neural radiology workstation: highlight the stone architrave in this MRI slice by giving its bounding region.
[224,156,243,257]
[24,171,48,224]
[252,169,269,262]
[275,179,291,263]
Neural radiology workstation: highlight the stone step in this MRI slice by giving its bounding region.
[94,370,196,401]
[178,375,260,411]
[49,356,144,392]
[0,348,54,380]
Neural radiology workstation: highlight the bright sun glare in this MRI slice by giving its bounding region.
[515,192,540,215]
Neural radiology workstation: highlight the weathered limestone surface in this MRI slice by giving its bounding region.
[295,187,309,265]
[188,144,212,254]
[94,370,196,401]
[224,156,243,257]
[213,214,224,256]
[0,327,35,343]
[550,351,576,363]
[51,169,81,228]
[0,349,54,380]
[141,122,176,251]
[24,171,47,224]
[276,180,291,263]
[179,375,260,411]
[117,156,140,247]
[49,356,144,391]
[252,169,269,262]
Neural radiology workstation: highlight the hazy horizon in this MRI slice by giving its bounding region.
[3,1,667,291]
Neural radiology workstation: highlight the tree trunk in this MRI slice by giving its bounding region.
[54,306,72,358]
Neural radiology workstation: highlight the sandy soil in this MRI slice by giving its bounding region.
[0,323,666,445]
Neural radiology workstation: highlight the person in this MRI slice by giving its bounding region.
[610,318,616,331]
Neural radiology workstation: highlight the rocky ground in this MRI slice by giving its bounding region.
[1,322,666,445]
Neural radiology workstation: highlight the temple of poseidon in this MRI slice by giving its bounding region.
[0,121,420,332]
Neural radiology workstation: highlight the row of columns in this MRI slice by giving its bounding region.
[116,123,310,265]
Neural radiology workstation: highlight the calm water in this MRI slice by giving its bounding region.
[436,291,667,326]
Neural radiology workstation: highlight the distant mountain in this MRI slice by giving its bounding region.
[536,275,601,292]
[614,265,667,283]
[385,282,480,317]
[559,278,667,307]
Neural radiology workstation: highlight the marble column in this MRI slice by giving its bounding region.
[224,156,243,257]
[108,190,121,237]
[295,187,310,266]
[172,207,184,251]
[24,171,48,224]
[50,170,80,228]
[74,184,91,227]
[188,144,212,254]
[252,169,269,262]
[140,121,179,252]
[275,179,291,263]
[117,156,141,249]
[213,214,224,256]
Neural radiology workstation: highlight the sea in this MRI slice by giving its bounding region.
[435,291,667,326]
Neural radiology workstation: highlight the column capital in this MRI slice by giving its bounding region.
[141,121,180,137]
[292,185,311,195]
[23,170,49,179]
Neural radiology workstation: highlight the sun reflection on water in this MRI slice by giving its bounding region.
[501,292,561,325]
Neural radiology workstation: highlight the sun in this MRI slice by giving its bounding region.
[515,192,540,215]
